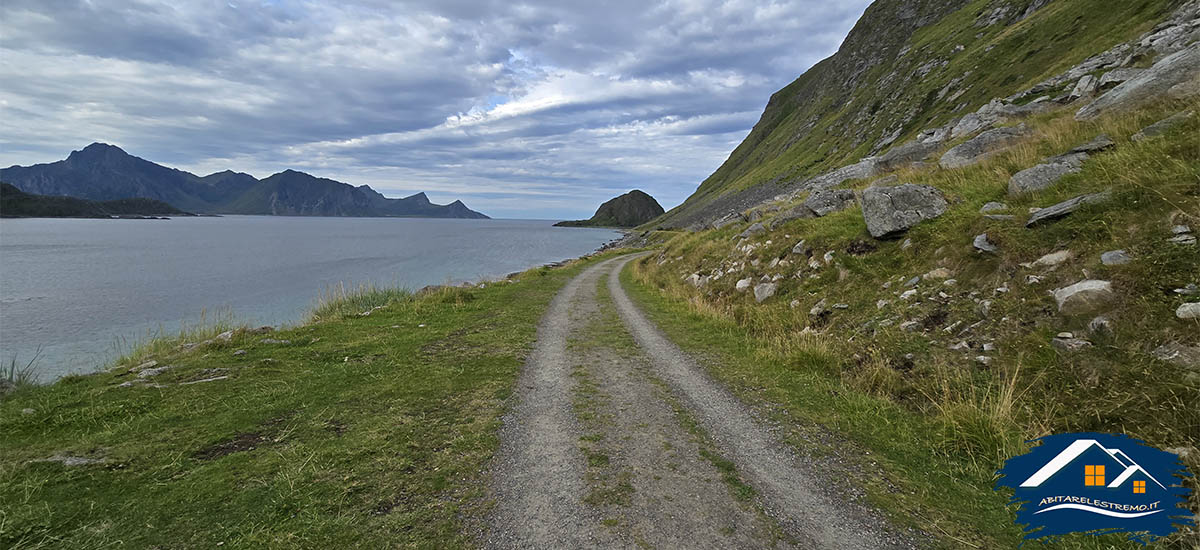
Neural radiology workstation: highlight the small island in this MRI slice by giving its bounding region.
[554,189,664,228]
[0,182,194,219]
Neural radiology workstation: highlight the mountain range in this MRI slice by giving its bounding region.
[0,143,488,218]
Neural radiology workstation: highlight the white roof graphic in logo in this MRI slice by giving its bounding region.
[1020,439,1166,490]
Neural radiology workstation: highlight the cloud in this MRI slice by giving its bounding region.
[0,0,871,219]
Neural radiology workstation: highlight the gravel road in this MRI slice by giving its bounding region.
[483,254,918,549]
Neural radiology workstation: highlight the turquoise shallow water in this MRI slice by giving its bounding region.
[0,215,620,380]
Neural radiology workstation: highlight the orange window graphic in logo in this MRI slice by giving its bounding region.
[1134,480,1146,494]
[1084,465,1105,486]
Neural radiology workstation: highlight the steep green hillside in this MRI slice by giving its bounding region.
[657,0,1185,228]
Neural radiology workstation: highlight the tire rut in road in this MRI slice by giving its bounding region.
[606,254,919,550]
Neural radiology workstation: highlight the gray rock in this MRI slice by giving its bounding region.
[215,330,234,342]
[1008,160,1083,195]
[1133,111,1195,141]
[1088,316,1113,334]
[36,454,107,467]
[904,276,921,287]
[860,184,949,238]
[1153,342,1200,370]
[1097,68,1145,90]
[1068,74,1098,101]
[1173,224,1193,235]
[984,214,1016,221]
[973,233,999,254]
[980,201,1008,213]
[1068,134,1116,155]
[261,338,291,345]
[738,222,766,239]
[1051,280,1116,314]
[1052,337,1094,352]
[767,205,816,228]
[1177,302,1200,319]
[803,158,881,192]
[804,189,857,217]
[791,240,810,257]
[940,124,1031,169]
[1031,250,1074,268]
[809,298,828,317]
[21,408,34,415]
[875,140,942,172]
[1026,191,1113,227]
[0,378,14,397]
[132,360,158,372]
[1175,284,1199,296]
[233,349,247,356]
[1169,234,1198,246]
[1101,250,1133,266]
[1077,47,1200,120]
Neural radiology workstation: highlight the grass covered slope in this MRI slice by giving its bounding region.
[0,257,617,548]
[0,182,191,218]
[627,98,1200,547]
[656,0,1183,228]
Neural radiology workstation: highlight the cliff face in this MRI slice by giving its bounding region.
[555,190,665,228]
[657,0,1188,229]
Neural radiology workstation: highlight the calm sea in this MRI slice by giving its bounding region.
[0,216,620,381]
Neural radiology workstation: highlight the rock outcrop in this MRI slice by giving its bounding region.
[861,184,949,239]
[940,125,1031,169]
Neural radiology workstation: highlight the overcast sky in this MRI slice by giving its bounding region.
[0,0,870,219]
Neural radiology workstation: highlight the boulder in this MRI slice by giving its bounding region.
[1097,68,1145,90]
[1177,302,1200,319]
[753,283,778,303]
[1008,159,1083,195]
[1153,342,1200,370]
[1052,337,1093,352]
[924,267,953,280]
[1051,280,1115,314]
[805,189,857,217]
[737,222,766,239]
[860,184,949,239]
[1077,47,1200,120]
[791,240,810,256]
[1068,74,1098,101]
[1132,111,1194,142]
[973,233,999,254]
[1068,134,1116,155]
[980,201,1008,213]
[940,124,1031,169]
[1026,191,1112,227]
[1101,250,1133,266]
[735,278,753,292]
[875,140,942,172]
[1031,250,1074,268]
[766,205,816,228]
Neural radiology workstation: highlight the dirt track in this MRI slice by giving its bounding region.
[484,254,917,549]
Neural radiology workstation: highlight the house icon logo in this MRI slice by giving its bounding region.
[996,432,1194,544]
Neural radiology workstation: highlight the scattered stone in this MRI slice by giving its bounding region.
[901,238,913,250]
[0,379,14,397]
[1101,250,1133,266]
[261,338,291,345]
[904,276,921,287]
[736,278,753,292]
[823,251,836,264]
[861,184,949,238]
[980,201,1008,213]
[137,365,175,378]
[1031,250,1074,268]
[877,299,890,309]
[1088,316,1114,335]
[1132,111,1195,142]
[973,233,999,254]
[1153,342,1200,370]
[1097,69,1144,91]
[1172,224,1192,234]
[982,343,997,352]
[686,273,708,288]
[215,330,234,342]
[940,124,1031,169]
[1027,275,1044,284]
[1169,234,1198,245]
[975,356,994,366]
[1175,284,1199,296]
[35,454,107,467]
[943,279,957,286]
[809,299,829,317]
[1051,280,1116,314]
[949,341,971,351]
[984,214,1016,221]
[943,321,963,333]
[924,267,954,280]
[1052,336,1093,352]
[900,321,920,332]
[738,222,766,239]
[832,303,849,310]
[1057,332,1075,339]
[805,189,857,217]
[1069,134,1116,155]
[1077,46,1200,120]
[791,240,810,256]
[789,299,800,309]
[1176,302,1200,319]
[248,326,274,334]
[1008,158,1083,195]
[1068,74,1098,101]
[132,360,158,372]
[21,408,35,415]
[232,349,246,356]
[900,289,918,300]
[1026,191,1112,227]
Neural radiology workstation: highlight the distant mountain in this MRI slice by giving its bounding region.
[555,190,664,228]
[0,182,192,218]
[0,143,489,219]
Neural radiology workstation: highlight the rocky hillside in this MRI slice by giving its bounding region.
[555,190,665,228]
[0,143,489,218]
[0,182,192,218]
[627,1,1199,545]
[655,0,1196,230]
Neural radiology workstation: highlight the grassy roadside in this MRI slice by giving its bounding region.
[0,252,623,549]
[622,99,1200,548]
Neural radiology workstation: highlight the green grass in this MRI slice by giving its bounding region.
[625,98,1200,548]
[0,253,624,549]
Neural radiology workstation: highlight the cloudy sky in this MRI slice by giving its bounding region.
[0,0,870,219]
